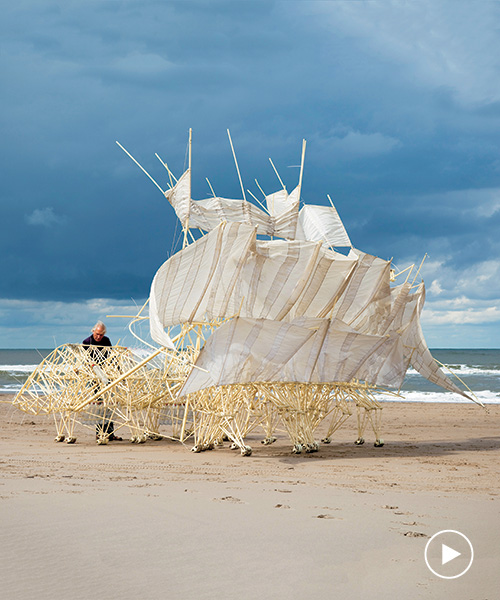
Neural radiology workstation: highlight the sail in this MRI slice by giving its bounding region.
[179,317,317,395]
[179,316,406,397]
[188,196,269,233]
[400,283,476,402]
[265,185,300,238]
[149,222,358,338]
[164,172,299,239]
[330,249,391,325]
[295,204,351,247]
[164,169,191,226]
[149,222,255,337]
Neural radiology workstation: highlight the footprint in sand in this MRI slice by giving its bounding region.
[214,495,244,504]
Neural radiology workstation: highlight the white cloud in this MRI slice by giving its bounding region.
[26,207,65,227]
[0,297,148,348]
[429,280,443,295]
[307,0,500,106]
[423,305,500,326]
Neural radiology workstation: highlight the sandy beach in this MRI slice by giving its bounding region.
[1,396,499,599]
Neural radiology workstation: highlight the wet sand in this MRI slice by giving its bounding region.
[1,397,499,599]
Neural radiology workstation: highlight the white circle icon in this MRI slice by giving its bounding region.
[424,530,474,579]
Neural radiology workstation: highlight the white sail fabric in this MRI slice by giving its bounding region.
[295,204,351,248]
[164,169,191,226]
[164,170,299,239]
[224,238,357,321]
[265,185,300,238]
[149,222,358,336]
[189,191,299,238]
[348,281,413,337]
[179,318,317,395]
[150,222,255,337]
[331,249,391,326]
[266,189,289,216]
[400,283,475,402]
[149,291,176,350]
[179,317,406,397]
[189,196,267,232]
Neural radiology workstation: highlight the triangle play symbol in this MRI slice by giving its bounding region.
[442,543,461,565]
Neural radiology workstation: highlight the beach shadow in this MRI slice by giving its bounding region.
[253,436,500,464]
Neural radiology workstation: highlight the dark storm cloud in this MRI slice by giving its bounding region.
[1,0,500,348]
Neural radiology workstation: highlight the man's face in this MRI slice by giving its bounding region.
[93,327,105,340]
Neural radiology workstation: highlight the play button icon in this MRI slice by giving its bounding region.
[425,530,474,579]
[442,543,461,565]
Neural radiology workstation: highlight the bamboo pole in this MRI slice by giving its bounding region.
[247,189,269,213]
[227,129,247,203]
[182,129,193,249]
[116,141,165,194]
[254,178,267,200]
[269,157,286,191]
[73,347,164,412]
[298,139,306,197]
[155,153,176,186]
[411,253,427,286]
[206,178,216,198]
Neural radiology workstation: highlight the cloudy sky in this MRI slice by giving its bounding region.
[1,0,500,348]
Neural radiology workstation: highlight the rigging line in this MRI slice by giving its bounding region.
[115,141,165,195]
[404,264,415,284]
[392,264,413,278]
[433,358,484,408]
[128,316,157,350]
[171,216,182,257]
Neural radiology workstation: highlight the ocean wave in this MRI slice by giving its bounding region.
[377,389,500,404]
[0,384,23,393]
[406,365,500,377]
[0,365,40,374]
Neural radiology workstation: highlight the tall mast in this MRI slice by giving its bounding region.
[182,128,192,248]
[298,139,306,199]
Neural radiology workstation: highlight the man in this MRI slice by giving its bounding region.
[82,321,122,441]
[82,321,112,353]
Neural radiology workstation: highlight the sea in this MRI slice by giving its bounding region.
[1,348,499,404]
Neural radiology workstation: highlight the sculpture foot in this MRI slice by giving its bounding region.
[261,436,277,445]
